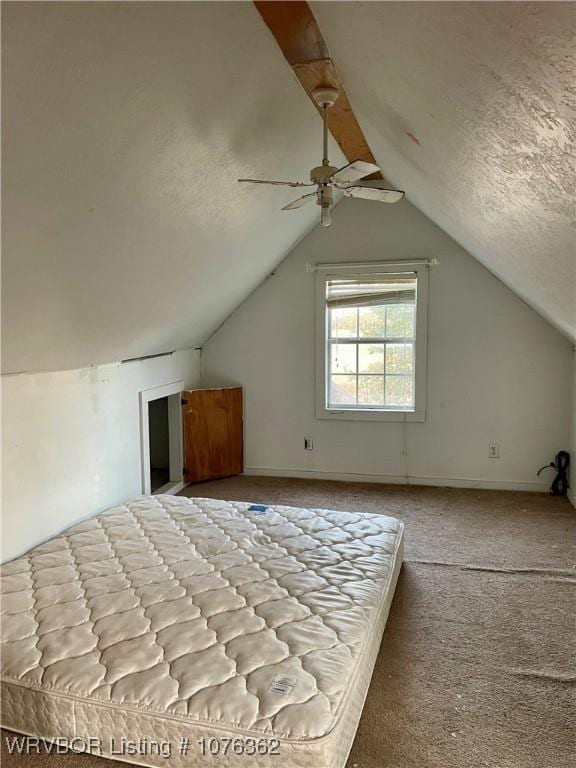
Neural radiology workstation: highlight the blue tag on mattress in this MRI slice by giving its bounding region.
[248,504,269,513]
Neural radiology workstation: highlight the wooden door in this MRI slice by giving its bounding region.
[182,387,243,483]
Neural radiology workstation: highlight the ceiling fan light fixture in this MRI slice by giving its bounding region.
[238,87,404,227]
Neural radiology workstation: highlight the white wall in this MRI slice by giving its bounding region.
[1,349,200,562]
[202,199,573,491]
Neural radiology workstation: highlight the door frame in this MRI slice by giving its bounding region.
[139,380,185,495]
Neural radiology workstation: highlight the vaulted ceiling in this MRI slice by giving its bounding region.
[312,1,575,341]
[2,1,344,373]
[2,2,574,374]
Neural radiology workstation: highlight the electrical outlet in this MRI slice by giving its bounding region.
[488,442,500,459]
[304,437,314,451]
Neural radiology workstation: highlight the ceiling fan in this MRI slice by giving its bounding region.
[239,87,404,227]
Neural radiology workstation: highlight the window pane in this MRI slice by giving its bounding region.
[405,305,416,337]
[358,375,384,405]
[331,344,357,374]
[385,376,414,407]
[330,375,357,405]
[330,307,357,338]
[359,306,386,337]
[386,304,414,338]
[359,344,384,373]
[386,343,414,374]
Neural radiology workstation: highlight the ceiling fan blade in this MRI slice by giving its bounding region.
[330,160,380,185]
[238,178,313,188]
[344,186,405,203]
[282,192,317,210]
[334,179,398,190]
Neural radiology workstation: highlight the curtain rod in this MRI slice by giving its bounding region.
[306,258,438,272]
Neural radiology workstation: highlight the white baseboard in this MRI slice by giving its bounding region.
[153,481,186,496]
[243,466,550,493]
[568,487,576,509]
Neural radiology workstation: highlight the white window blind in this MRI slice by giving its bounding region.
[326,275,417,308]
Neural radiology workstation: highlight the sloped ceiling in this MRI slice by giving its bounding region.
[2,1,344,373]
[3,3,574,377]
[312,1,575,341]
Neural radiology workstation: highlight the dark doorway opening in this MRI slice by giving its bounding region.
[148,396,170,492]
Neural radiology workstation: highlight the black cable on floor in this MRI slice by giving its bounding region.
[537,451,570,496]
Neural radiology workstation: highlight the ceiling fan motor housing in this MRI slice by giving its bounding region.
[310,165,338,184]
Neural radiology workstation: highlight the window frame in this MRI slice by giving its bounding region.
[315,262,428,422]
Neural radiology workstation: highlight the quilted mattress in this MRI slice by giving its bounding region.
[1,495,404,768]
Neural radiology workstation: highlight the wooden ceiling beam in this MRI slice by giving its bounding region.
[253,1,381,176]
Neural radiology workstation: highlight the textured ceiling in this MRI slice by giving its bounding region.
[3,2,574,376]
[313,1,575,340]
[2,1,343,373]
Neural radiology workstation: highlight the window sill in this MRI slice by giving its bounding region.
[316,408,426,423]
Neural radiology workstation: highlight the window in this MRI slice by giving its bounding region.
[316,263,428,422]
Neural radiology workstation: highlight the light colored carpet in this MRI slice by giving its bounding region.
[3,477,575,767]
